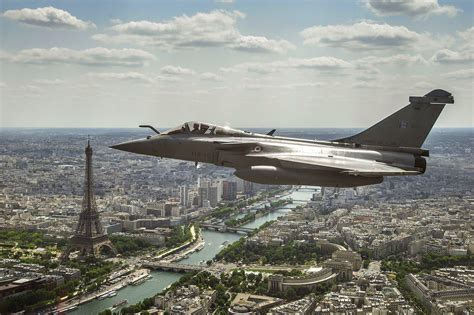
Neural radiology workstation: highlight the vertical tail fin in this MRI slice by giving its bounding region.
[335,89,454,148]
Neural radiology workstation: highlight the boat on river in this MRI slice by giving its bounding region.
[97,290,117,300]
[130,272,150,286]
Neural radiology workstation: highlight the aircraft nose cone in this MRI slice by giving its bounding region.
[109,142,130,151]
[110,138,153,155]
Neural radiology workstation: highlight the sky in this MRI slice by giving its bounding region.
[0,0,472,128]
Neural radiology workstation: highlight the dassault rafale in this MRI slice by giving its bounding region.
[111,89,454,187]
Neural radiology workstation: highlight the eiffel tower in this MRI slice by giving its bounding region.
[62,140,116,260]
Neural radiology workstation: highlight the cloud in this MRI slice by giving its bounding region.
[430,27,474,65]
[33,79,65,85]
[215,0,234,3]
[18,85,42,93]
[3,6,96,30]
[221,62,277,74]
[352,81,383,89]
[231,36,295,54]
[431,49,474,64]
[355,73,379,82]
[193,89,211,95]
[85,72,154,83]
[364,0,460,18]
[458,27,474,51]
[413,81,435,89]
[161,65,195,75]
[458,27,474,42]
[0,50,9,60]
[85,71,186,84]
[357,54,428,66]
[352,64,383,82]
[93,10,293,54]
[221,57,353,74]
[200,72,222,81]
[155,75,182,82]
[280,82,326,89]
[301,22,425,49]
[242,81,326,90]
[288,57,353,70]
[442,69,474,80]
[110,18,123,25]
[4,47,155,67]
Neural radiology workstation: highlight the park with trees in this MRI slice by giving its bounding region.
[215,239,328,265]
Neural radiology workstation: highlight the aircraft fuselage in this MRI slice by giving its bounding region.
[112,132,420,187]
[111,90,453,187]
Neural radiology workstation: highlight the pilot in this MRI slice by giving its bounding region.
[200,124,209,134]
[192,123,200,134]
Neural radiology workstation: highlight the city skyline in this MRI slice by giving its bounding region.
[0,0,473,128]
[0,127,472,313]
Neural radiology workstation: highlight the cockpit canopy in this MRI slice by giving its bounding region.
[163,121,249,136]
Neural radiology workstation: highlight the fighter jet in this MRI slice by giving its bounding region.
[111,89,453,187]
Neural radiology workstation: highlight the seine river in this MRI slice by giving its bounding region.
[71,189,314,314]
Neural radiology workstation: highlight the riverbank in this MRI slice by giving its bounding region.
[205,188,290,223]
[57,268,150,313]
[63,227,200,314]
[77,189,315,314]
[159,228,205,263]
[107,190,316,314]
[154,225,197,261]
[69,271,181,315]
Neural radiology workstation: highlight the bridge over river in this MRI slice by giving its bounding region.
[199,223,255,234]
[143,262,205,273]
[295,185,320,192]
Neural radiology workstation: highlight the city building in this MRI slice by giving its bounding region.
[222,181,237,201]
[268,268,337,292]
[269,295,316,315]
[228,293,283,314]
[314,273,415,314]
[154,285,216,314]
[332,250,363,270]
[405,268,474,314]
[179,185,189,208]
